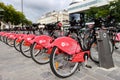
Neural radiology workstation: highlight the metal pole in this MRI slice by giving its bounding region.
[21,0,23,13]
[57,16,58,22]
[57,12,59,22]
[21,0,23,30]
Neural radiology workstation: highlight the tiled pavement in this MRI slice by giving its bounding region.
[0,41,120,80]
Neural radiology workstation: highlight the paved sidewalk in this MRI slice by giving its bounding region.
[0,41,120,80]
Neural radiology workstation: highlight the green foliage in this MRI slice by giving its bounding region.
[85,7,98,19]
[109,0,120,22]
[85,6,109,21]
[85,0,120,22]
[0,2,32,25]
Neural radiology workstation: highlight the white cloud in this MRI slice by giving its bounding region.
[1,0,72,22]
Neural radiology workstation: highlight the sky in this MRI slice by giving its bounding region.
[0,0,72,23]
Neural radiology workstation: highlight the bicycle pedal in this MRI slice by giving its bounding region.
[85,65,92,68]
[78,68,80,71]
[115,46,119,49]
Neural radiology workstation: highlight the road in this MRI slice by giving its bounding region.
[0,41,120,80]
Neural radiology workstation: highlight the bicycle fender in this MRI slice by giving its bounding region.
[34,35,53,48]
[8,34,16,39]
[52,37,81,55]
[24,34,36,41]
[116,33,120,41]
[16,34,27,42]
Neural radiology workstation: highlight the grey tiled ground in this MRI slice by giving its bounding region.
[0,41,120,80]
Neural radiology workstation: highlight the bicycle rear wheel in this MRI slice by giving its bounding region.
[3,36,7,44]
[50,46,79,78]
[14,38,21,52]
[0,36,2,41]
[1,36,5,42]
[31,42,50,64]
[6,37,14,47]
[20,40,31,58]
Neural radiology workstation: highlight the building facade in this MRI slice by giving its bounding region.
[67,0,114,26]
[37,10,69,25]
[68,0,114,14]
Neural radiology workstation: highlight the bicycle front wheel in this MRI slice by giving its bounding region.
[50,46,79,78]
[115,41,120,49]
[90,40,114,63]
[90,42,99,63]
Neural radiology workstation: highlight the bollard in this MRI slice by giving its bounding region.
[96,30,114,69]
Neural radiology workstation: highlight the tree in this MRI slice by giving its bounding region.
[85,0,120,23]
[95,5,109,18]
[109,0,120,22]
[85,7,98,21]
[0,2,32,25]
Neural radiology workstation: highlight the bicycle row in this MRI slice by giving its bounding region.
[0,26,120,78]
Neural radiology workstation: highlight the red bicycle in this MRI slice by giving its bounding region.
[49,27,93,78]
[30,29,63,64]
[49,36,91,78]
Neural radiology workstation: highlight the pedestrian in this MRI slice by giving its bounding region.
[57,21,62,30]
